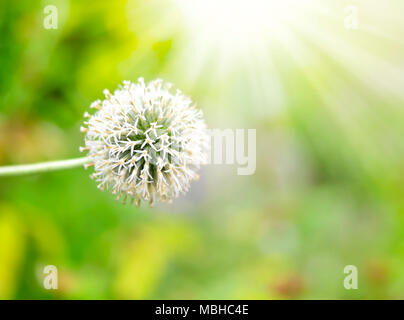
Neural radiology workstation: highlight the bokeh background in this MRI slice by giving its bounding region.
[1,0,404,299]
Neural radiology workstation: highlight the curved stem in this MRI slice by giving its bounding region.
[0,157,90,177]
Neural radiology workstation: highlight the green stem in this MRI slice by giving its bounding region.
[0,157,90,177]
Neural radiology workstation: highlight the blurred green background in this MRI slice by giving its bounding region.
[1,0,404,299]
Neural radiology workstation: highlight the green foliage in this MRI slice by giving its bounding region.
[1,0,404,299]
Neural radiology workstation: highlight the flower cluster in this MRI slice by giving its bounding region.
[80,79,208,206]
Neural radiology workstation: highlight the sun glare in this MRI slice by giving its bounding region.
[174,0,306,48]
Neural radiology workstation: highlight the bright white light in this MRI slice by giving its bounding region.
[170,0,314,83]
[174,0,304,52]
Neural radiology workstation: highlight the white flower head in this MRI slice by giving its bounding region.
[81,78,208,207]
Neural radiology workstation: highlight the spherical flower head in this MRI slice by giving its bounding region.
[80,78,208,207]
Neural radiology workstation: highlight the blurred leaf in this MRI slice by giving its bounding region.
[0,206,25,299]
